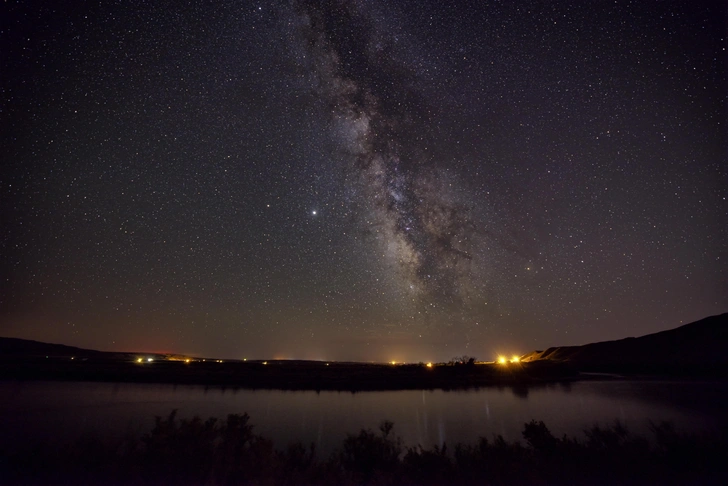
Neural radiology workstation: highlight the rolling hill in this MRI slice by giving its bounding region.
[522,313,728,374]
[0,337,107,357]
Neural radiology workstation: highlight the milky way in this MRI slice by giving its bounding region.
[2,0,726,361]
[294,0,486,319]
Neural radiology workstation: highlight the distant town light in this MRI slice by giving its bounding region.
[511,356,520,363]
[136,358,142,363]
[426,362,433,368]
[498,356,507,364]
[147,358,153,362]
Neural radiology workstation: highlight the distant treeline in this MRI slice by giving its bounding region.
[2,411,726,485]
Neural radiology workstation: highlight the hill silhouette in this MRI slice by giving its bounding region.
[521,313,728,375]
[0,337,107,357]
[2,313,727,384]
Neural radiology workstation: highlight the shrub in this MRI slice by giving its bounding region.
[4,413,727,485]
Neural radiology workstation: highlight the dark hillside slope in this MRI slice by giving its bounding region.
[0,337,105,357]
[522,313,728,374]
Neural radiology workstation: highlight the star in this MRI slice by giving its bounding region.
[1,0,723,364]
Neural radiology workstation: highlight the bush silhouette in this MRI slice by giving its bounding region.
[4,412,728,485]
[522,419,558,453]
[337,420,402,483]
[403,443,452,485]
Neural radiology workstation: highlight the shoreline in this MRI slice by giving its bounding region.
[1,355,580,391]
[2,355,722,391]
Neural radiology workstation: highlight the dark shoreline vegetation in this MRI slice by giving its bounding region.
[3,411,726,485]
[3,353,727,392]
[3,313,727,390]
[0,355,587,390]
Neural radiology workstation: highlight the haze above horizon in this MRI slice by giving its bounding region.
[2,0,726,363]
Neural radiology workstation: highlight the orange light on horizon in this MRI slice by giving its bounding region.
[426,362,433,368]
[511,356,520,363]
[498,356,507,364]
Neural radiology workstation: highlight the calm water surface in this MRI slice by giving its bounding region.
[2,380,726,455]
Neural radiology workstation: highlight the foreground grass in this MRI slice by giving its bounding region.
[2,411,726,485]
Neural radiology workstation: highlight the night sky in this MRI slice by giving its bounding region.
[2,0,726,362]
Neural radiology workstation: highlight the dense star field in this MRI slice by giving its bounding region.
[2,0,726,362]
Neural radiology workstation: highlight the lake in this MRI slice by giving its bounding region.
[1,379,726,456]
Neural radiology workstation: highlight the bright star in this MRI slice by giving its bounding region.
[312,210,317,215]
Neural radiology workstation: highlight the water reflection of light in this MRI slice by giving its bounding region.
[438,417,446,449]
[3,382,724,459]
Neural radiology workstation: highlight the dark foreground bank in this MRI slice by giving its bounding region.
[2,411,726,485]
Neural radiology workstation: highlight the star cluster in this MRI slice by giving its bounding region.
[2,0,726,361]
